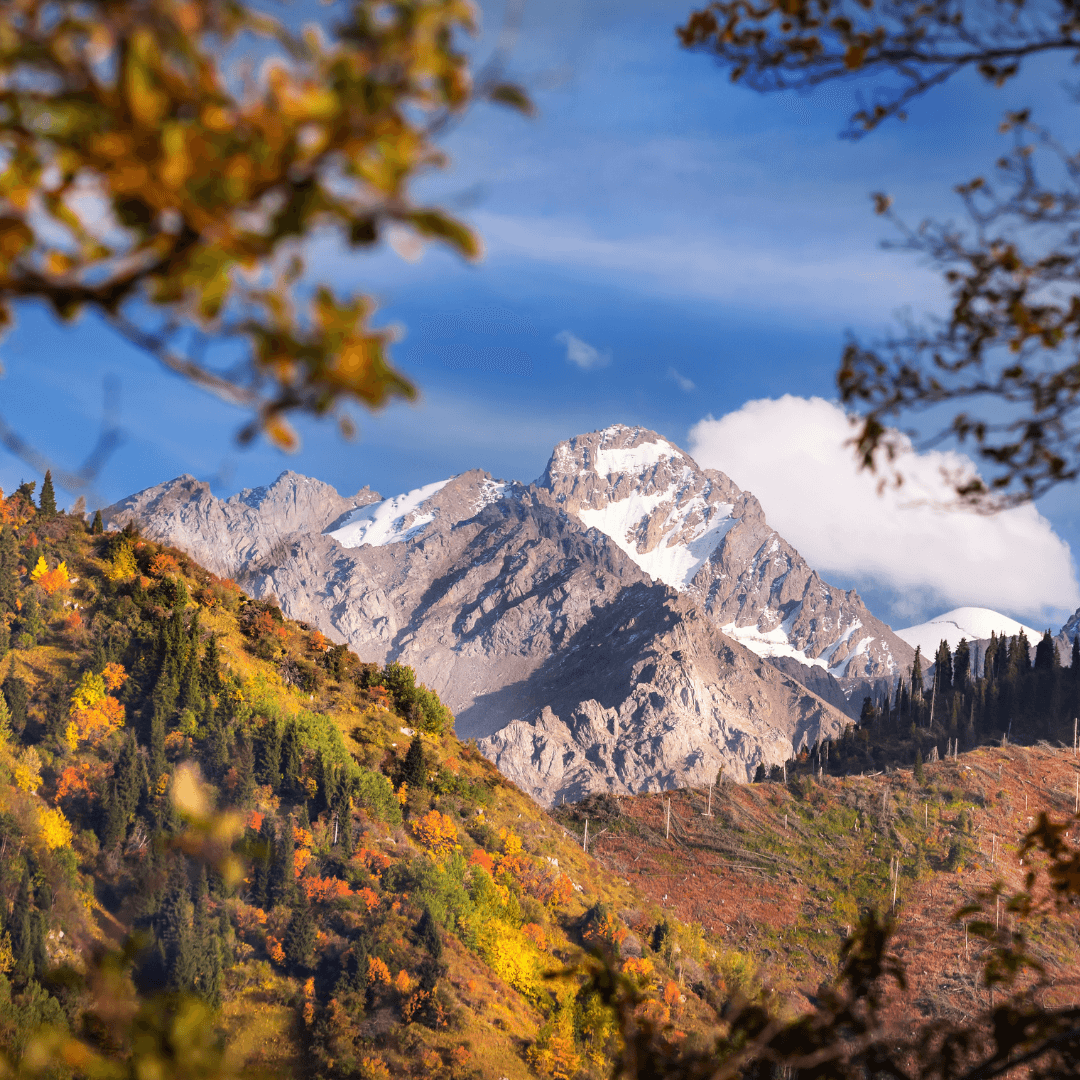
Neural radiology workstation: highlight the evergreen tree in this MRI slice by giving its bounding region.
[1034,630,1058,671]
[37,471,56,517]
[102,734,146,848]
[157,860,196,993]
[283,893,316,973]
[0,525,18,613]
[269,814,295,907]
[200,634,222,698]
[234,732,256,807]
[206,706,228,780]
[954,638,971,689]
[91,509,104,534]
[2,673,28,735]
[914,747,925,785]
[934,639,953,699]
[280,721,303,801]
[402,734,426,788]
[416,908,442,959]
[252,816,274,909]
[911,647,924,700]
[256,721,282,790]
[193,866,222,1005]
[10,870,33,982]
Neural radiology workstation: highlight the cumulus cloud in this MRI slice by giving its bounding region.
[669,367,696,392]
[555,330,611,370]
[688,396,1080,628]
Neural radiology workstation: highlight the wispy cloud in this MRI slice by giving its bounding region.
[556,330,611,370]
[669,367,695,392]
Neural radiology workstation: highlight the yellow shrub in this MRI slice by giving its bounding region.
[13,747,42,793]
[39,806,73,850]
[410,809,459,862]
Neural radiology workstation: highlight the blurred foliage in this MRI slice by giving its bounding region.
[0,0,529,450]
[680,0,1080,507]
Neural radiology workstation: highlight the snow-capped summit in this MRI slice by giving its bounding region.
[537,426,913,686]
[896,607,1043,657]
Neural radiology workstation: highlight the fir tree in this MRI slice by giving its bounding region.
[914,747,926,785]
[402,734,426,788]
[2,673,28,735]
[235,732,256,807]
[37,471,56,517]
[0,525,18,613]
[954,638,971,689]
[10,870,33,982]
[934,639,953,698]
[416,908,442,959]
[283,893,316,973]
[252,816,274,909]
[257,721,282,790]
[269,815,295,907]
[91,509,104,534]
[157,860,196,993]
[1034,630,1058,671]
[193,866,222,1005]
[280,722,303,801]
[911,647,924,700]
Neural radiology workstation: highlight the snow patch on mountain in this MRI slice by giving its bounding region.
[328,478,452,548]
[593,438,679,477]
[578,495,736,591]
[897,607,1042,655]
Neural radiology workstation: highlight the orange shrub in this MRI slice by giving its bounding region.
[393,970,411,994]
[149,553,181,577]
[30,556,70,595]
[66,670,125,750]
[521,922,547,951]
[102,663,127,692]
[356,887,379,912]
[367,956,391,987]
[246,810,264,832]
[302,876,353,903]
[469,848,495,874]
[63,611,83,634]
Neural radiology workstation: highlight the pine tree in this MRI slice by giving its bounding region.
[402,734,426,788]
[934,640,953,698]
[1034,630,1058,671]
[235,732,256,807]
[0,525,18,613]
[269,814,295,907]
[283,892,316,973]
[2,674,28,735]
[253,816,274,909]
[193,866,222,1005]
[10,870,33,982]
[281,722,303,801]
[911,647,924,700]
[257,721,282,790]
[91,509,104,534]
[37,471,56,517]
[157,860,196,993]
[416,908,442,959]
[914,747,926,785]
[954,638,971,689]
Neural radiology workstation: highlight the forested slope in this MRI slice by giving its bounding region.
[0,484,729,1080]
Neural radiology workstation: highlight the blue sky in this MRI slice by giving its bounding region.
[2,0,1079,631]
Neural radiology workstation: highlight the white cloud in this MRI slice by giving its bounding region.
[556,330,611,370]
[669,367,695,392]
[687,396,1080,628]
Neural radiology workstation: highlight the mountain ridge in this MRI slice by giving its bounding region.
[103,425,920,802]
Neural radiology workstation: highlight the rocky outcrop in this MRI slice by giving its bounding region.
[103,426,908,804]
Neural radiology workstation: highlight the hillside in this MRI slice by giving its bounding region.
[0,489,735,1080]
[561,743,1080,1028]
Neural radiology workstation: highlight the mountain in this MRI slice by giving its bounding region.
[103,425,915,803]
[896,607,1043,657]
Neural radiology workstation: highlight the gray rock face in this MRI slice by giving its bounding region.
[540,426,914,687]
[103,425,909,804]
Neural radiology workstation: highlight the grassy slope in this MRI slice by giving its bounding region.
[567,745,1080,1027]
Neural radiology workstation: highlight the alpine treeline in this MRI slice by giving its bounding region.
[756,631,1080,781]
